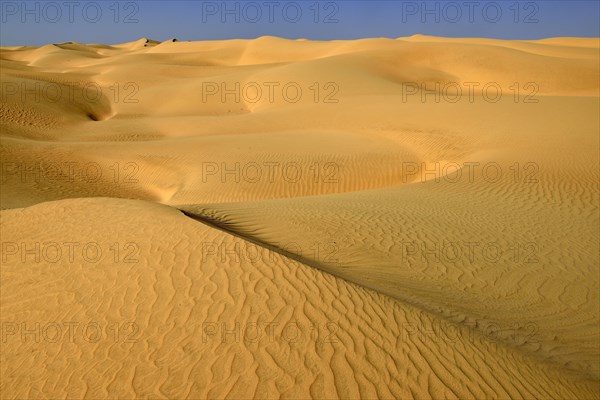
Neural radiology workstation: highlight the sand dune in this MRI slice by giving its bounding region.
[1,36,599,399]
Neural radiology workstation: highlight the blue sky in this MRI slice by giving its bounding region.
[1,0,598,46]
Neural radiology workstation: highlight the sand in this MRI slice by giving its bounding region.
[1,36,598,399]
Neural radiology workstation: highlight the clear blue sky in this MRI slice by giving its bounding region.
[1,0,598,46]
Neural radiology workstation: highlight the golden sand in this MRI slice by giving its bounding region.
[1,36,598,398]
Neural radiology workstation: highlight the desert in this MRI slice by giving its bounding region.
[1,34,599,399]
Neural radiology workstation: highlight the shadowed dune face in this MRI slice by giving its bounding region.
[1,37,599,398]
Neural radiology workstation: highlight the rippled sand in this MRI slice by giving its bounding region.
[1,36,599,399]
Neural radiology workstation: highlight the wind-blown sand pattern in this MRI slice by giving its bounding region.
[1,36,599,399]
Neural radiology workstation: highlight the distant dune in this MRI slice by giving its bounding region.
[1,37,598,399]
